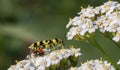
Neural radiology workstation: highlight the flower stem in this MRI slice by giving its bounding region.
[88,35,119,69]
[108,37,120,48]
[104,32,120,48]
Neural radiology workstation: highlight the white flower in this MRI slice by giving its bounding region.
[117,59,120,65]
[117,4,120,10]
[94,7,101,14]
[66,27,80,40]
[70,48,81,57]
[113,32,120,42]
[8,48,81,70]
[45,57,52,67]
[69,67,77,70]
[100,1,118,13]
[37,65,45,70]
[66,1,120,42]
[69,59,115,70]
[78,7,95,18]
[66,17,80,28]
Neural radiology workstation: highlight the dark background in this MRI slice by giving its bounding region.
[0,0,120,69]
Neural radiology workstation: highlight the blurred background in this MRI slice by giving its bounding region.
[0,0,120,69]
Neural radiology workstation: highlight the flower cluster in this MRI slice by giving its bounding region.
[66,1,120,42]
[8,48,81,70]
[69,59,115,70]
